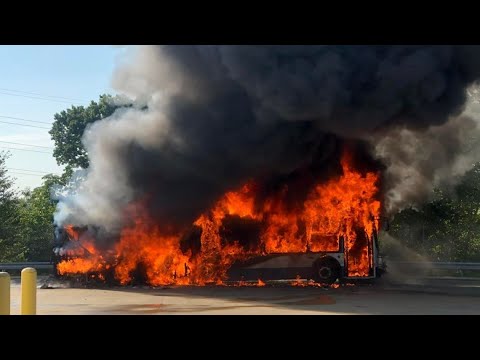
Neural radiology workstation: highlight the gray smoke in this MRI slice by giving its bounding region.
[53,45,480,231]
[374,89,480,214]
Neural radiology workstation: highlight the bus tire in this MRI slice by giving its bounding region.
[312,257,341,285]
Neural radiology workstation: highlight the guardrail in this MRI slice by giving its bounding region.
[387,261,480,271]
[0,262,54,271]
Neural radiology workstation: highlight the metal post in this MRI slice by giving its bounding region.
[0,272,10,315]
[21,267,37,315]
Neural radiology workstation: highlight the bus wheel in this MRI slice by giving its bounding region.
[312,257,341,285]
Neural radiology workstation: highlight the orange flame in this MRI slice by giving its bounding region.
[57,149,381,285]
[290,275,305,287]
[304,153,380,276]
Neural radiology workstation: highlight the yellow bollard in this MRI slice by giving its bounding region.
[0,272,10,315]
[21,267,37,315]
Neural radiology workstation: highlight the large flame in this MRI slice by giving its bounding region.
[57,151,381,284]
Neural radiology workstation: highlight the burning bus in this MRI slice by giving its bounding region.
[53,149,387,286]
[49,46,480,287]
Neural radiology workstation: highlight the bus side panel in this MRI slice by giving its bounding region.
[226,253,346,281]
[227,266,314,281]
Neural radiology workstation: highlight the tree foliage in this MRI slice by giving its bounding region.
[0,152,73,262]
[13,175,68,261]
[0,151,21,261]
[389,164,480,261]
[49,94,121,169]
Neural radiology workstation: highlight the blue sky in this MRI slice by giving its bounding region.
[0,45,124,191]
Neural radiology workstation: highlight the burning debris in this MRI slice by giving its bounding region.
[52,45,480,286]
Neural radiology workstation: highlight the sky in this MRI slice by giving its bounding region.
[0,45,123,191]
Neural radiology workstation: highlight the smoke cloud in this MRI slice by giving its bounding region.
[374,107,480,214]
[53,45,480,231]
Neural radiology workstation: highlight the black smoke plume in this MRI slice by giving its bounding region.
[53,45,480,234]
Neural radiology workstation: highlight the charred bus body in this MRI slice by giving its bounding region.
[226,222,387,284]
[52,224,85,277]
[53,218,387,285]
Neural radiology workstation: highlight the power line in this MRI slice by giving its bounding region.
[0,140,53,149]
[7,167,57,174]
[0,146,52,154]
[0,115,52,125]
[8,171,47,177]
[0,90,84,105]
[0,120,50,129]
[0,87,88,103]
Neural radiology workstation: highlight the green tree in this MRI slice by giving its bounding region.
[49,94,122,169]
[0,151,70,262]
[389,165,480,262]
[0,151,21,261]
[13,174,66,261]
